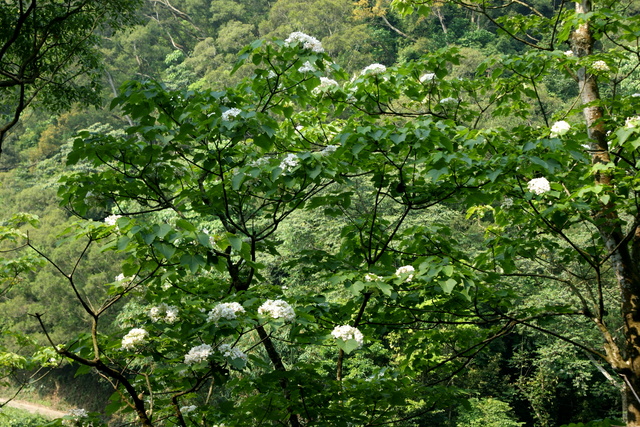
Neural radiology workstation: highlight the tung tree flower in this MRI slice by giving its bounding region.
[280,153,299,171]
[527,177,551,195]
[331,325,364,349]
[122,328,148,351]
[149,303,179,323]
[312,77,339,95]
[104,214,121,226]
[207,302,245,323]
[218,344,248,367]
[550,120,571,137]
[184,344,213,364]
[592,60,610,72]
[364,273,383,282]
[285,31,324,53]
[298,61,316,73]
[419,73,436,82]
[395,265,415,282]
[258,299,296,322]
[440,97,458,105]
[221,108,241,121]
[361,63,386,75]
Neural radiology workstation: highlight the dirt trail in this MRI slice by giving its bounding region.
[0,398,67,419]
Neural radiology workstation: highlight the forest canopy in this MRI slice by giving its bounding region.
[2,1,640,427]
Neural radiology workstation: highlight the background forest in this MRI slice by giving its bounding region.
[1,0,638,426]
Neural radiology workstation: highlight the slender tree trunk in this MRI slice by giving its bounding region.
[571,1,640,425]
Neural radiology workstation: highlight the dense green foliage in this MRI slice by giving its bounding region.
[3,0,640,426]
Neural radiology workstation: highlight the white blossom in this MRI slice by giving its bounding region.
[632,93,640,98]
[149,303,179,323]
[115,273,133,285]
[285,31,324,53]
[395,265,415,282]
[364,273,383,282]
[180,405,197,414]
[67,408,89,418]
[626,116,640,128]
[207,302,246,323]
[250,157,270,168]
[221,108,242,121]
[592,60,610,72]
[321,145,338,155]
[184,344,213,364]
[122,328,148,350]
[564,50,574,57]
[312,77,339,95]
[501,198,514,209]
[331,325,364,349]
[550,120,571,137]
[104,214,121,226]
[527,177,551,195]
[298,61,316,73]
[280,153,299,171]
[361,63,386,75]
[218,344,248,367]
[440,97,458,105]
[258,299,296,322]
[420,73,436,82]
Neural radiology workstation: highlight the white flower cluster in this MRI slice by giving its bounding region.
[67,408,89,418]
[149,303,179,323]
[321,145,338,155]
[221,108,242,121]
[114,273,133,286]
[219,344,248,367]
[298,61,316,73]
[550,120,570,137]
[527,177,551,195]
[180,405,197,414]
[122,328,148,351]
[250,157,270,168]
[312,77,339,95]
[420,73,436,82]
[626,116,640,128]
[184,344,213,364]
[258,299,296,322]
[440,97,458,105]
[280,153,299,171]
[62,408,89,426]
[331,325,364,349]
[207,302,246,323]
[361,63,387,75]
[395,265,415,282]
[364,273,382,282]
[285,31,324,53]
[592,60,610,72]
[501,197,514,209]
[564,50,574,57]
[104,214,121,226]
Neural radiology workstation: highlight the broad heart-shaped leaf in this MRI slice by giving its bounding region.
[180,254,206,273]
[336,338,361,354]
[227,234,243,251]
[440,278,457,294]
[153,241,176,259]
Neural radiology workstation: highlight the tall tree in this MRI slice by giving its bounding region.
[0,0,142,156]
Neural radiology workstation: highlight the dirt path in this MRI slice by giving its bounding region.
[0,398,67,419]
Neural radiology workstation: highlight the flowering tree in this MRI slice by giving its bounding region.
[19,1,640,426]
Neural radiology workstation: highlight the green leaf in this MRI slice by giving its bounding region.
[153,242,176,259]
[228,234,243,251]
[440,278,457,294]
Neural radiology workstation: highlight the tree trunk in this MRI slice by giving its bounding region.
[571,1,640,425]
